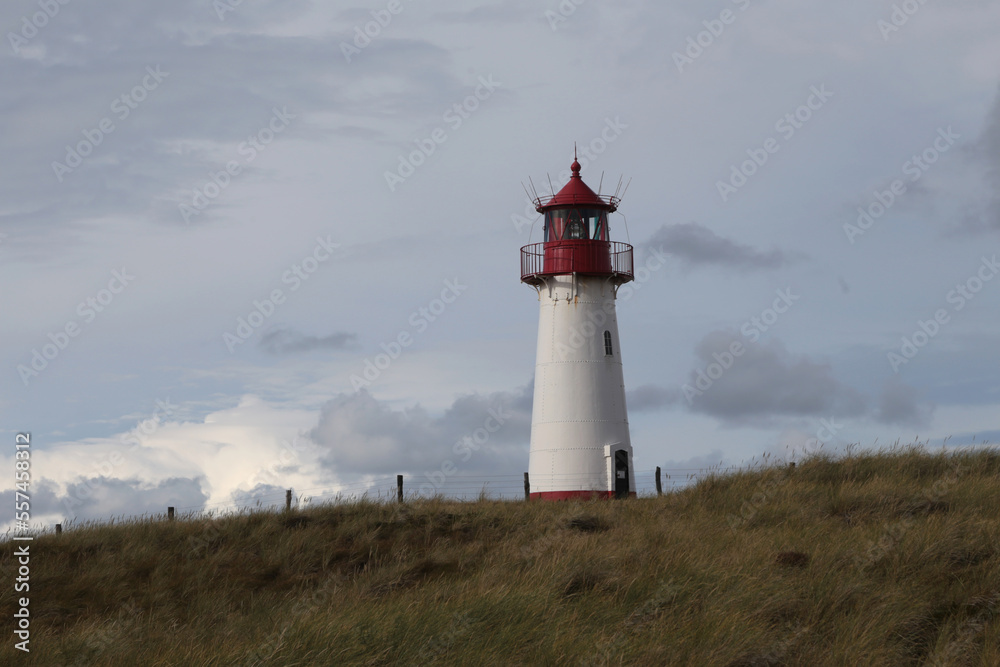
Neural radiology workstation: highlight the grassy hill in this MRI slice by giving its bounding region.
[3,446,999,666]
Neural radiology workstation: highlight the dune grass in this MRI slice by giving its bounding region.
[2,445,999,665]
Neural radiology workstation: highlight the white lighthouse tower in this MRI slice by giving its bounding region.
[520,155,635,500]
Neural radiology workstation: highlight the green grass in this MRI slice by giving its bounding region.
[3,445,999,665]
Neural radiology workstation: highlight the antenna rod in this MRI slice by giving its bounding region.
[521,181,535,203]
[620,177,632,200]
[597,171,604,195]
[547,173,555,198]
[528,176,540,202]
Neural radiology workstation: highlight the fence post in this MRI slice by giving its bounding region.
[655,466,662,496]
[167,507,175,521]
[524,472,530,501]
[397,474,404,503]
[286,489,292,511]
[55,524,62,535]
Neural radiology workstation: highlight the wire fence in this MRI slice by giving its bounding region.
[1,466,755,537]
[21,442,999,536]
[163,466,743,519]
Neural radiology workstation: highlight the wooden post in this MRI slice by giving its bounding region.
[655,467,663,496]
[55,524,62,535]
[286,489,292,511]
[397,475,404,503]
[167,507,175,521]
[523,472,530,501]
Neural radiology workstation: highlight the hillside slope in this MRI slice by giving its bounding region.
[3,446,999,666]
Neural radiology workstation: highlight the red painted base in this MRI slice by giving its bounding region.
[529,490,637,501]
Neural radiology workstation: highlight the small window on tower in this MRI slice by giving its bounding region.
[604,331,613,356]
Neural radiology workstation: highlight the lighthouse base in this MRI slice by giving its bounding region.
[529,490,637,501]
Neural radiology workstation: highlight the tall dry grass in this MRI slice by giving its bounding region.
[2,445,998,665]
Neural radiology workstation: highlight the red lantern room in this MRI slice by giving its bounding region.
[520,157,634,285]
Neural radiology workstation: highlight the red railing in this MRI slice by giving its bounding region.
[533,193,620,210]
[520,241,633,284]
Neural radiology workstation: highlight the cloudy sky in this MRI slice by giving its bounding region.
[3,0,999,530]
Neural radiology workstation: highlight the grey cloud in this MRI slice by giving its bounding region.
[328,125,388,141]
[433,2,537,23]
[32,476,210,522]
[627,384,681,412]
[259,328,358,354]
[875,379,934,427]
[970,89,1000,232]
[685,331,867,424]
[309,383,532,477]
[645,222,793,270]
[660,449,730,476]
[948,90,1000,235]
[1,4,469,241]
[974,89,1000,186]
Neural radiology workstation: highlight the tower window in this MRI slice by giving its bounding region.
[604,331,613,356]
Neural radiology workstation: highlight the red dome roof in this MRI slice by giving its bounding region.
[534,158,619,212]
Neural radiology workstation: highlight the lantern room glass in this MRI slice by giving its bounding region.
[543,209,608,242]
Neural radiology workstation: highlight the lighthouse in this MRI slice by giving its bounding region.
[520,155,635,500]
